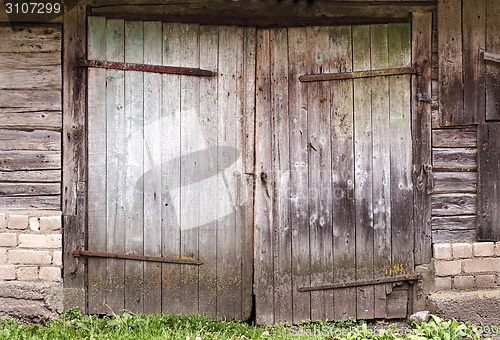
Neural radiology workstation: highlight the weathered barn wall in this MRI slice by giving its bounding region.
[0,25,62,210]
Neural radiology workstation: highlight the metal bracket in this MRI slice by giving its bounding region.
[298,274,422,292]
[71,246,203,274]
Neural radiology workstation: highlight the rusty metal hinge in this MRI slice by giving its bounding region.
[298,274,422,292]
[80,59,215,77]
[71,247,203,274]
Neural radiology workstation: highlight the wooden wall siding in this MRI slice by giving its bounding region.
[255,23,414,324]
[86,18,255,319]
[486,0,500,121]
[0,25,61,209]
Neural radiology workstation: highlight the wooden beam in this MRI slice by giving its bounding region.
[484,51,500,64]
[299,66,415,82]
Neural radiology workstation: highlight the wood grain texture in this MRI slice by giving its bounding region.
[486,0,500,121]
[478,123,500,241]
[0,170,60,183]
[432,128,477,148]
[432,148,477,171]
[0,195,60,209]
[0,182,60,196]
[0,151,60,171]
[432,215,476,230]
[431,193,476,216]
[0,110,61,131]
[432,229,476,243]
[0,129,60,151]
[433,172,477,193]
[0,25,61,52]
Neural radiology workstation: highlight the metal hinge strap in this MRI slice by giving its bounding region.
[298,274,422,292]
[299,66,416,82]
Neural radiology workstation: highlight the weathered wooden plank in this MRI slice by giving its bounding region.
[388,22,412,319]
[431,193,476,216]
[462,0,485,124]
[432,148,477,171]
[0,111,61,131]
[271,27,292,324]
[411,13,435,265]
[123,20,145,314]
[0,90,61,111]
[432,215,476,231]
[161,22,183,315]
[0,170,60,183]
[0,129,60,151]
[254,28,274,325]
[288,26,311,325]
[299,66,414,82]
[179,23,201,315]
[329,25,357,321]
[307,25,334,321]
[352,24,375,320]
[104,18,126,315]
[438,0,464,126]
[87,15,108,314]
[0,151,60,171]
[0,52,61,90]
[484,51,500,64]
[486,0,500,121]
[0,182,60,196]
[197,24,219,318]
[478,123,500,241]
[142,20,163,314]
[0,10,63,24]
[240,27,256,321]
[432,128,477,148]
[0,25,61,53]
[62,4,87,312]
[433,172,477,193]
[0,195,60,210]
[371,23,391,319]
[432,229,476,243]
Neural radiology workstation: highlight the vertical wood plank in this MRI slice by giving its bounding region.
[306,26,334,321]
[161,22,183,314]
[463,0,485,124]
[388,23,413,318]
[143,20,163,314]
[254,28,274,325]
[105,18,126,314]
[412,13,433,265]
[486,0,500,121]
[87,15,108,314]
[62,4,87,312]
[438,0,464,126]
[478,123,500,241]
[123,20,145,314]
[198,24,219,318]
[329,25,357,321]
[370,24,391,319]
[271,27,292,324]
[179,23,201,314]
[241,27,256,320]
[288,27,311,324]
[352,24,375,320]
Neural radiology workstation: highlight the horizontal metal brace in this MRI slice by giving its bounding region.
[299,66,416,82]
[298,274,422,292]
[81,59,215,77]
[484,51,500,64]
[71,247,203,274]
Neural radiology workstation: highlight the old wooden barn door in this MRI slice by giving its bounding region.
[254,24,416,324]
[86,17,255,319]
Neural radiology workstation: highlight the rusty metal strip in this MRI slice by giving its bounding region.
[81,59,215,76]
[484,51,500,64]
[298,274,422,292]
[299,66,416,82]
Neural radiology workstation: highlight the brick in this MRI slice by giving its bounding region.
[0,213,6,230]
[462,258,500,274]
[435,277,452,291]
[0,233,17,247]
[0,248,6,263]
[476,274,496,289]
[0,265,16,280]
[435,260,462,276]
[7,215,29,230]
[7,250,52,265]
[18,234,61,249]
[29,217,40,231]
[39,216,61,232]
[52,251,62,266]
[452,243,473,259]
[16,266,39,281]
[453,275,475,289]
[39,266,61,282]
[434,243,452,260]
[474,242,495,257]
[496,242,500,256]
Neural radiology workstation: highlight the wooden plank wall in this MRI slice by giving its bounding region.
[0,24,62,209]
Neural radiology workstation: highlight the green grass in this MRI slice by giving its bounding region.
[0,309,496,340]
